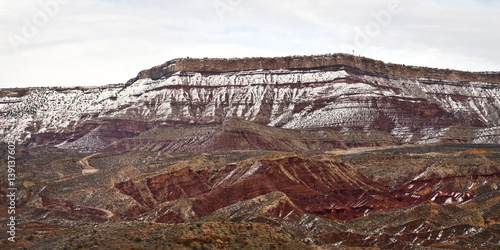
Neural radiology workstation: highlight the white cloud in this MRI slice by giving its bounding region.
[0,0,499,88]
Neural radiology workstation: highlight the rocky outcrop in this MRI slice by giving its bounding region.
[115,153,414,222]
[1,54,500,151]
[104,118,400,153]
[200,191,306,223]
[136,54,500,83]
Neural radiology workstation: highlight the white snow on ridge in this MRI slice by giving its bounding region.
[1,69,500,147]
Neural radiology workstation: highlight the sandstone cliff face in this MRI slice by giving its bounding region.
[137,54,500,84]
[114,153,396,222]
[1,54,500,151]
[112,152,490,223]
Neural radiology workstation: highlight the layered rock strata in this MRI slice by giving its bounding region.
[1,54,499,151]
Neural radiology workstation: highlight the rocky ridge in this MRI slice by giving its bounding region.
[1,54,500,152]
[2,145,499,249]
[135,53,500,83]
[2,54,500,249]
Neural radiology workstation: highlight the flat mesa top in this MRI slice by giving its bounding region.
[136,53,500,84]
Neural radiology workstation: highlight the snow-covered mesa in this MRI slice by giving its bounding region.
[1,68,500,146]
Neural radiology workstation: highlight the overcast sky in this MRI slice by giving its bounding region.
[1,0,499,88]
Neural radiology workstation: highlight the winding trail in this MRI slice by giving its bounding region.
[78,153,101,170]
[80,205,115,219]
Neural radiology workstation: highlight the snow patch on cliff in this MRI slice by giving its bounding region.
[1,68,500,148]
